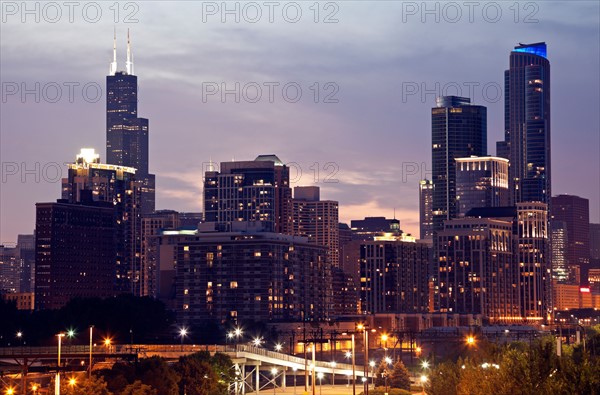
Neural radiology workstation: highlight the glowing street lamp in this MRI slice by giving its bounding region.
[317,372,324,395]
[420,375,428,394]
[31,384,39,394]
[421,360,430,369]
[330,361,337,387]
[271,368,278,395]
[179,327,188,350]
[275,343,283,352]
[252,337,263,347]
[369,360,375,388]
[466,335,476,346]
[5,388,15,395]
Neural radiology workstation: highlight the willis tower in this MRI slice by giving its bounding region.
[106,30,155,214]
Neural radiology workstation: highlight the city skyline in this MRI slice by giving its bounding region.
[2,2,599,243]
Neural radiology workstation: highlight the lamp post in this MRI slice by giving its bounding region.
[179,327,188,351]
[369,360,375,389]
[420,375,428,395]
[351,334,356,395]
[56,333,66,395]
[356,323,369,395]
[292,367,297,395]
[330,361,336,387]
[271,368,278,395]
[89,326,94,379]
[317,372,324,395]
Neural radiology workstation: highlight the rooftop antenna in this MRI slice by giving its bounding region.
[109,27,117,75]
[126,28,134,75]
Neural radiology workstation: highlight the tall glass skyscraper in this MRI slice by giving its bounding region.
[431,96,487,231]
[106,31,155,214]
[498,42,551,205]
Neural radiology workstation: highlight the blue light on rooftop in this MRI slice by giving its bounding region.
[512,43,547,59]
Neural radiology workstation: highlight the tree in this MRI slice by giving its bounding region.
[177,356,221,395]
[120,381,157,395]
[52,375,114,395]
[427,361,459,395]
[374,360,390,387]
[388,360,410,390]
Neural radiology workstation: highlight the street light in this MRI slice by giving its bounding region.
[292,367,298,395]
[369,360,375,389]
[421,360,430,369]
[88,326,94,379]
[271,368,278,395]
[317,372,324,395]
[330,361,337,387]
[56,333,66,395]
[466,335,475,346]
[252,337,263,347]
[5,388,14,395]
[179,327,188,350]
[356,323,369,395]
[275,343,283,352]
[31,384,38,394]
[420,375,428,394]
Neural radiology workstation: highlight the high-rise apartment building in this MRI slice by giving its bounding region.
[359,236,431,314]
[432,96,487,231]
[419,179,434,239]
[17,234,35,293]
[0,244,19,294]
[62,149,142,295]
[106,31,155,214]
[591,223,600,261]
[498,42,551,205]
[169,223,330,324]
[455,156,509,216]
[551,220,569,283]
[292,186,339,267]
[350,217,401,240]
[551,194,590,283]
[203,155,292,233]
[35,198,116,310]
[436,217,518,322]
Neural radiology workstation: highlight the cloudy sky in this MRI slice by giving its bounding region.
[1,1,599,243]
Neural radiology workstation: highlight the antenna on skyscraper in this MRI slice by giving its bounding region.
[109,27,117,76]
[126,28,134,75]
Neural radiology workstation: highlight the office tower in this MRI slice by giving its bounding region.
[62,148,142,295]
[350,217,401,240]
[432,96,487,231]
[551,194,590,283]
[141,210,181,298]
[203,155,293,233]
[499,42,551,205]
[17,234,35,293]
[106,30,155,214]
[35,198,116,310]
[551,220,569,283]
[436,217,518,322]
[419,179,434,239]
[292,186,339,267]
[169,222,330,324]
[455,156,509,216]
[359,236,431,314]
[591,223,600,261]
[0,244,19,293]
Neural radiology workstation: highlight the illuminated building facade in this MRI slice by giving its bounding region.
[455,156,509,216]
[170,223,330,324]
[436,217,518,322]
[498,42,551,205]
[106,31,155,214]
[350,217,401,240]
[203,155,293,234]
[292,186,339,268]
[551,220,569,283]
[419,179,434,239]
[35,199,116,310]
[551,194,590,284]
[431,96,487,231]
[359,236,431,314]
[61,149,142,295]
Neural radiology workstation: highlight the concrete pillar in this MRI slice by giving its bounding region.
[256,366,260,395]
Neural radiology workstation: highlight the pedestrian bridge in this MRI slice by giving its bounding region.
[0,344,366,394]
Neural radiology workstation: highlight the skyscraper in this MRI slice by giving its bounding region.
[419,179,434,239]
[62,149,142,295]
[432,96,487,231]
[203,155,293,233]
[360,236,431,314]
[551,220,569,283]
[551,194,590,283]
[498,42,551,205]
[17,234,35,293]
[436,217,518,322]
[292,186,339,267]
[35,198,116,310]
[591,223,600,261]
[106,30,155,214]
[455,156,509,216]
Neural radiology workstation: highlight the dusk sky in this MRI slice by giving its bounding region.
[1,1,599,243]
